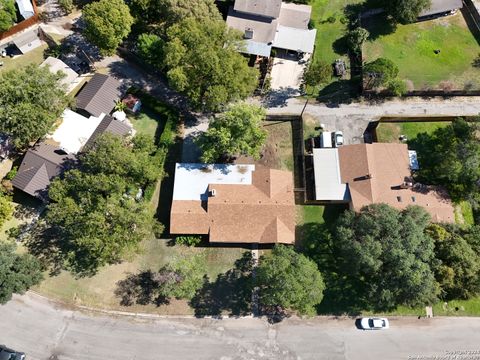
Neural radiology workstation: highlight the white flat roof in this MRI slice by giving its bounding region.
[173,163,256,201]
[273,26,317,53]
[313,148,349,201]
[48,109,103,154]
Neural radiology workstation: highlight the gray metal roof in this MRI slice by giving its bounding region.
[76,74,122,118]
[12,142,76,199]
[83,115,132,150]
[234,0,282,18]
[419,0,462,17]
[226,6,278,43]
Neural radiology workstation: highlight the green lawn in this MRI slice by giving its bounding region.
[375,121,450,143]
[0,44,48,73]
[308,0,364,99]
[34,239,247,314]
[129,107,160,139]
[363,13,480,90]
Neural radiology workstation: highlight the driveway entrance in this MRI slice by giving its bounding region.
[270,52,309,93]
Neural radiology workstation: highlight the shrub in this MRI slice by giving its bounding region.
[58,0,74,14]
[5,166,17,181]
[175,235,202,246]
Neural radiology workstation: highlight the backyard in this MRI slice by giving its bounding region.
[363,12,480,91]
[375,120,451,143]
[0,44,48,73]
[307,0,365,100]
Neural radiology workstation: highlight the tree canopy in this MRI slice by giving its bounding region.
[128,0,221,28]
[27,134,162,276]
[346,27,369,54]
[196,103,267,163]
[412,118,480,210]
[163,18,258,110]
[333,204,438,311]
[381,0,431,24]
[256,245,325,316]
[83,0,134,55]
[428,224,480,300]
[0,242,43,304]
[0,65,71,149]
[0,0,16,32]
[303,61,332,88]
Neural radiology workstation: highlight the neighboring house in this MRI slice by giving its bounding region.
[83,114,133,149]
[418,0,463,19]
[310,143,454,222]
[170,163,295,244]
[41,57,80,94]
[226,0,317,57]
[12,142,75,200]
[76,74,122,118]
[13,112,133,199]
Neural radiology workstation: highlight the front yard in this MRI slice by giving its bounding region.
[363,12,480,91]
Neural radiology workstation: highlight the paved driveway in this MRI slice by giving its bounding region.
[2,293,480,360]
[270,54,308,93]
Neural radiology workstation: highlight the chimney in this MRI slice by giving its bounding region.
[210,189,216,197]
[244,28,254,39]
[365,173,372,179]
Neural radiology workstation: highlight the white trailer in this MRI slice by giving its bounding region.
[320,131,333,148]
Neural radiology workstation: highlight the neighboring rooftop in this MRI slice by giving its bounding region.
[12,142,75,199]
[170,163,295,244]
[337,143,454,222]
[234,0,282,18]
[76,74,122,118]
[419,0,463,17]
[84,114,133,149]
[312,148,349,201]
[226,0,316,57]
[47,109,103,154]
[41,57,80,94]
[12,29,42,54]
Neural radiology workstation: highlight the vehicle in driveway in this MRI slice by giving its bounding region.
[359,317,390,330]
[334,131,344,147]
[0,345,25,360]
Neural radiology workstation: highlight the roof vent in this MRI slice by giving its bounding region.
[244,28,254,39]
[397,196,402,202]
[210,189,216,197]
[365,173,372,179]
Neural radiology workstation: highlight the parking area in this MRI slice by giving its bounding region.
[270,52,309,92]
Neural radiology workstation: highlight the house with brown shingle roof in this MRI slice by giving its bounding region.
[311,143,454,223]
[170,163,295,244]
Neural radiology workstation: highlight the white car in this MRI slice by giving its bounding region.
[359,317,389,330]
[334,131,344,147]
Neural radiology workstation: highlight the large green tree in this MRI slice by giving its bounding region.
[158,252,207,300]
[256,245,325,316]
[0,0,16,32]
[128,0,221,27]
[163,18,258,110]
[381,0,431,24]
[428,224,480,300]
[28,134,162,276]
[412,118,480,209]
[83,0,134,55]
[196,103,267,163]
[0,65,71,149]
[0,242,43,304]
[333,204,438,311]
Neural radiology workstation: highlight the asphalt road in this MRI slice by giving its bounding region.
[2,293,480,360]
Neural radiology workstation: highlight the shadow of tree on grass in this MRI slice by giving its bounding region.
[114,270,172,307]
[190,252,254,317]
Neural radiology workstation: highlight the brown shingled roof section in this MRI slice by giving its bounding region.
[338,143,455,223]
[170,166,295,244]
